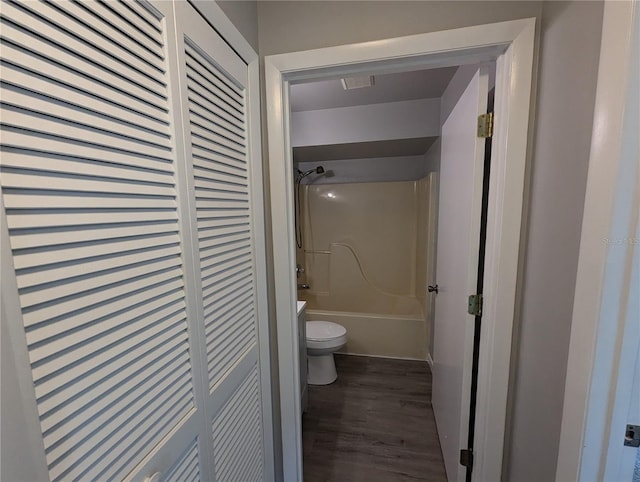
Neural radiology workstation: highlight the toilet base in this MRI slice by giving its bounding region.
[307,353,338,385]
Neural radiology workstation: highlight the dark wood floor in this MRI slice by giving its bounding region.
[302,354,447,482]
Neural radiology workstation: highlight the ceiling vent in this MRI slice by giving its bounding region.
[340,75,375,90]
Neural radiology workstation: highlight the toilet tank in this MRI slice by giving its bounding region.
[297,301,308,413]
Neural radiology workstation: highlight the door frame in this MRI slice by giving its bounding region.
[556,1,639,480]
[265,18,536,482]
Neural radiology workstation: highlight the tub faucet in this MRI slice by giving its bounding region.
[296,264,305,278]
[297,283,310,290]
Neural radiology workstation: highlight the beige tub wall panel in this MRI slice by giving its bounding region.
[415,176,430,356]
[306,310,428,360]
[303,251,330,293]
[301,244,423,315]
[415,176,429,305]
[304,182,418,295]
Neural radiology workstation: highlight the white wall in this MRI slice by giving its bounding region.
[505,2,604,481]
[257,1,606,479]
[297,155,430,185]
[290,99,441,147]
[424,138,441,174]
[258,1,543,56]
[216,0,259,52]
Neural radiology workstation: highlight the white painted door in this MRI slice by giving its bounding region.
[0,1,209,479]
[169,2,267,480]
[432,67,489,482]
[0,1,267,481]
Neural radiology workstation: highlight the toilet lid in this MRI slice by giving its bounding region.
[306,321,347,341]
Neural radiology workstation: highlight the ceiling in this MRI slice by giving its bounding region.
[289,66,458,112]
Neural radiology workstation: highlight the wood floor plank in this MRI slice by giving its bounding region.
[303,354,447,482]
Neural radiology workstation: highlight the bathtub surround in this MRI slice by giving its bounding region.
[298,179,435,360]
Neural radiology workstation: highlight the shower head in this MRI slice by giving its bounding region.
[297,165,326,181]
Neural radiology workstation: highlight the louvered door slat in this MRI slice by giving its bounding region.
[192,149,247,172]
[1,129,173,175]
[198,215,250,230]
[36,322,187,415]
[15,243,180,288]
[203,281,252,317]
[0,44,168,125]
[2,0,165,97]
[201,245,252,272]
[7,210,178,231]
[51,382,192,481]
[189,102,245,141]
[211,366,263,481]
[197,190,250,203]
[0,7,168,107]
[193,156,247,179]
[202,268,252,306]
[19,257,182,311]
[44,367,192,468]
[194,164,247,184]
[1,149,174,185]
[0,2,199,480]
[115,0,162,35]
[22,269,183,332]
[98,0,164,47]
[1,66,170,136]
[190,123,246,157]
[195,177,249,195]
[205,301,253,347]
[11,221,178,251]
[187,87,245,134]
[184,41,243,98]
[186,71,244,124]
[3,190,176,210]
[164,439,201,482]
[1,87,172,151]
[198,227,250,245]
[184,52,243,112]
[2,109,173,163]
[11,233,180,270]
[40,348,188,452]
[190,108,246,145]
[31,300,186,380]
[53,0,165,66]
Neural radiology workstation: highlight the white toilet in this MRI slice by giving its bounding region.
[306,321,347,385]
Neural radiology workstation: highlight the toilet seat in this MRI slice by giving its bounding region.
[306,321,346,341]
[306,321,347,351]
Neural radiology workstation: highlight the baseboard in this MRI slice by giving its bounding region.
[335,351,428,362]
[426,352,434,368]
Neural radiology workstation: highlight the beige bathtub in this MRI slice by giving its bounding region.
[305,308,428,360]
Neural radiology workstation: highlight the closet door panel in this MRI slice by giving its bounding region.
[172,3,265,480]
[0,1,207,481]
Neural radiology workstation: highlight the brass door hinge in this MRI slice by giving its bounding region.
[468,294,483,316]
[477,112,494,138]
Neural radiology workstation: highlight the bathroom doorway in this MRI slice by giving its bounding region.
[266,19,535,482]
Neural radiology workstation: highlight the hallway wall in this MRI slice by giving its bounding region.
[504,2,604,480]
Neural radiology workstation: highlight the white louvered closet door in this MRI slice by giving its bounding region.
[169,2,266,481]
[0,1,211,481]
